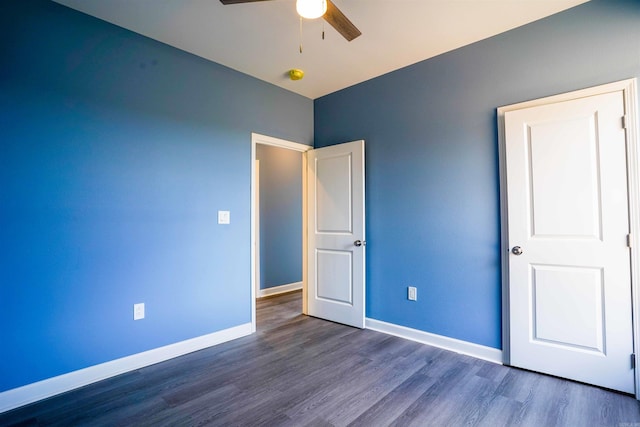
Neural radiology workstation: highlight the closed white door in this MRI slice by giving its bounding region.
[505,90,634,393]
[307,140,365,328]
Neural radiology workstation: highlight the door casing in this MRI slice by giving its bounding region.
[497,78,640,398]
[250,133,312,332]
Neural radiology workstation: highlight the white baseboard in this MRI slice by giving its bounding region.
[0,322,253,414]
[365,318,503,364]
[257,281,302,298]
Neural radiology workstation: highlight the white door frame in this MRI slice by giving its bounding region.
[250,133,312,332]
[254,159,261,302]
[497,78,640,397]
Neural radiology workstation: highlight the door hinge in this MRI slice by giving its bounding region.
[622,115,628,129]
[632,353,636,369]
[628,233,633,248]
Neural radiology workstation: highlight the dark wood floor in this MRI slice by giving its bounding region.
[2,290,640,426]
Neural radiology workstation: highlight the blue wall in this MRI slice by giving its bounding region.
[256,145,303,289]
[314,0,640,349]
[3,0,639,397]
[0,0,313,392]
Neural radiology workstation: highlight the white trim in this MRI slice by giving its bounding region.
[497,88,511,366]
[252,159,262,304]
[301,152,309,315]
[623,80,640,398]
[0,323,252,414]
[497,78,640,398]
[366,318,503,364]
[252,133,311,152]
[257,281,303,298]
[251,132,312,332]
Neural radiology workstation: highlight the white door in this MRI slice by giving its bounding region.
[307,140,365,328]
[505,90,634,393]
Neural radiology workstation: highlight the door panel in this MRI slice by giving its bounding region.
[308,140,365,328]
[531,265,604,352]
[316,249,353,304]
[505,91,634,393]
[528,114,602,238]
[316,154,353,233]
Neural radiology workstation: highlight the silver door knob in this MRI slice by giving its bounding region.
[354,240,366,247]
[511,246,523,255]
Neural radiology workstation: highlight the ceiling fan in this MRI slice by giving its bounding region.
[219,0,362,41]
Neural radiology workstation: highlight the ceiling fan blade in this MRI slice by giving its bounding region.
[219,0,273,4]
[323,0,361,42]
[220,0,362,42]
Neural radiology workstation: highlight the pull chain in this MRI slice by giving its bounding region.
[322,20,325,40]
[299,17,303,53]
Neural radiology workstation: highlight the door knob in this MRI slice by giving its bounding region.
[354,240,366,247]
[511,246,523,255]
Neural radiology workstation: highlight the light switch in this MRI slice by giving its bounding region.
[218,210,230,225]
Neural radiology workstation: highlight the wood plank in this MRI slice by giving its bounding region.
[1,290,639,426]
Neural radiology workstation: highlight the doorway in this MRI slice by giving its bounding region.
[250,133,312,332]
[250,134,367,332]
[498,78,640,396]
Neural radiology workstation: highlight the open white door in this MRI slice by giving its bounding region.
[307,140,365,328]
[503,89,634,393]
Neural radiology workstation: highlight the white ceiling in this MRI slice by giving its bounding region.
[52,0,589,99]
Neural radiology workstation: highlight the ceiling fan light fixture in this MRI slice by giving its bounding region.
[296,0,327,20]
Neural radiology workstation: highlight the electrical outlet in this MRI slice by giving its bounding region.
[134,303,145,320]
[408,286,417,301]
